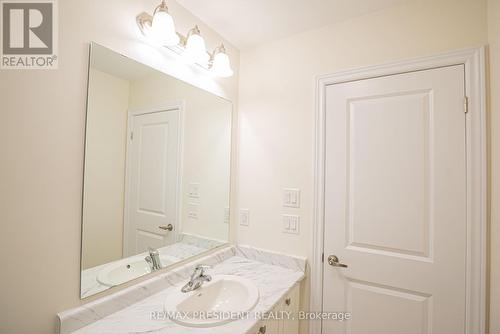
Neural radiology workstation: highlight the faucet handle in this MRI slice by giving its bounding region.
[192,264,212,277]
[145,255,154,270]
[195,264,212,270]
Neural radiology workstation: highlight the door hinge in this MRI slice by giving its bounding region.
[130,132,134,140]
[464,97,469,114]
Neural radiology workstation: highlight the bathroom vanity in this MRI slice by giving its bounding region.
[257,282,301,334]
[58,246,305,334]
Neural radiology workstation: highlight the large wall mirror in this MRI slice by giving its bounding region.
[80,43,232,298]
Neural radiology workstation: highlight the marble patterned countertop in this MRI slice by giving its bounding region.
[81,234,226,298]
[59,246,306,334]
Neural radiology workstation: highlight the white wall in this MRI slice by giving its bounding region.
[81,69,129,269]
[488,0,500,332]
[0,0,239,333]
[236,0,488,333]
[128,72,232,241]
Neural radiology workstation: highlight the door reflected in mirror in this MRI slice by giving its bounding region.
[81,43,231,298]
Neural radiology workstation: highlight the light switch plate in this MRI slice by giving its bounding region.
[283,188,300,208]
[283,214,300,234]
[188,203,199,221]
[240,209,250,226]
[188,183,200,199]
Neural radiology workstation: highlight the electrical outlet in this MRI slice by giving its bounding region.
[283,214,300,234]
[283,188,300,208]
[240,209,250,226]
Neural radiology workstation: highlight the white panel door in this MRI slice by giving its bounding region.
[323,65,466,334]
[125,109,180,255]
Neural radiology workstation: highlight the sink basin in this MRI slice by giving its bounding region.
[97,255,176,287]
[164,275,260,327]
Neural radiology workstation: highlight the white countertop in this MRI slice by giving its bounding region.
[59,246,306,334]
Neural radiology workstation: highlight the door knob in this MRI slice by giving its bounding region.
[159,224,174,231]
[328,255,348,268]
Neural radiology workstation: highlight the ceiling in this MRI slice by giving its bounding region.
[175,0,411,50]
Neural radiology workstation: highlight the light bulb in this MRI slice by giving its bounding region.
[211,51,233,78]
[151,6,179,46]
[184,33,209,65]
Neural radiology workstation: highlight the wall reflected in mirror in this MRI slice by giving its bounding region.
[81,43,231,298]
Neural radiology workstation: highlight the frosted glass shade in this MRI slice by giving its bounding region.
[211,52,234,78]
[151,10,179,46]
[184,34,209,64]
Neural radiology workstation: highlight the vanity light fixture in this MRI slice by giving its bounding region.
[136,1,234,78]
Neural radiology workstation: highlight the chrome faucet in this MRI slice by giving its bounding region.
[145,247,162,271]
[181,264,212,293]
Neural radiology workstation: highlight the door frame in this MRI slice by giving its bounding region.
[122,101,185,257]
[311,47,487,334]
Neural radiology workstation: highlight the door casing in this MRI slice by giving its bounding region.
[311,47,487,334]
